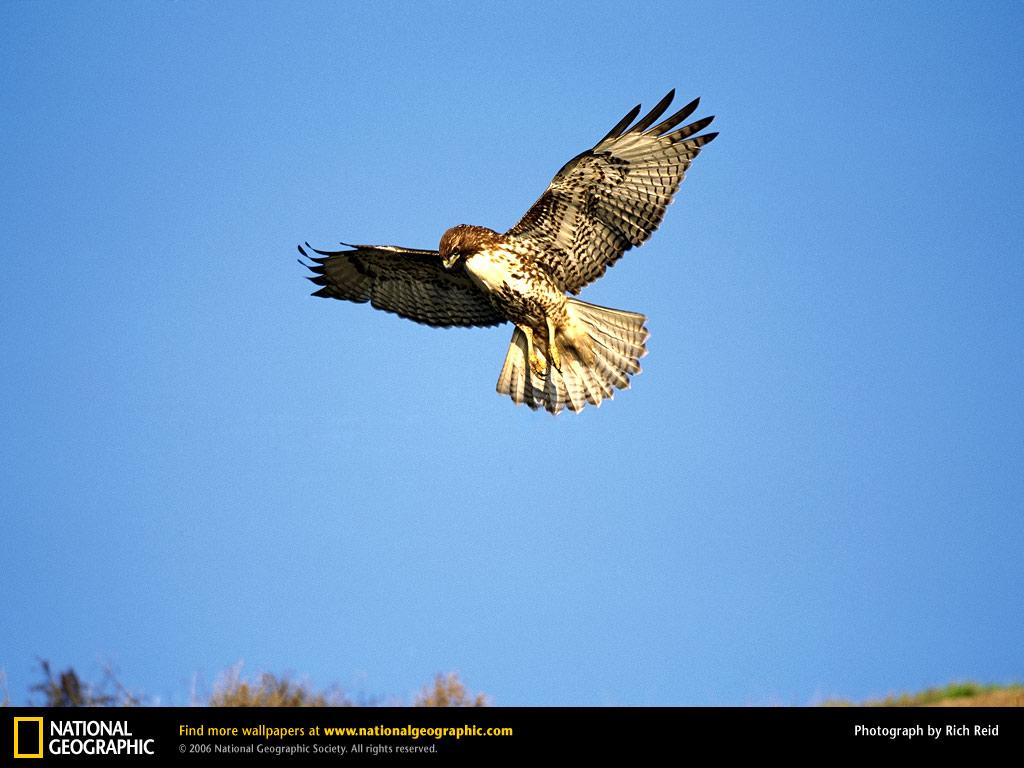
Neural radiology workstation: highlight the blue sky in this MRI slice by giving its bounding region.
[2,1,1022,706]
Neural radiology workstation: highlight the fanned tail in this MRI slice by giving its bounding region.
[496,299,648,414]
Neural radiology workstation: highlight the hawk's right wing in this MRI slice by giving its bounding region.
[300,243,505,328]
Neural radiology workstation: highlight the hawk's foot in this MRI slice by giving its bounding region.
[529,349,548,378]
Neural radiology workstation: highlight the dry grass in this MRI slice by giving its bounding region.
[28,660,141,707]
[414,672,489,707]
[7,659,487,708]
[208,668,489,707]
[208,665,351,707]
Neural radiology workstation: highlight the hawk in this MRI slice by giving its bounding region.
[301,90,717,413]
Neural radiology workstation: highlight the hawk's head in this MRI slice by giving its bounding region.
[439,224,500,270]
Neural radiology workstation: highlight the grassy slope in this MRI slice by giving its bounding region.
[824,682,1024,707]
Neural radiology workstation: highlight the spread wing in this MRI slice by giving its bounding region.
[300,243,505,328]
[505,90,717,294]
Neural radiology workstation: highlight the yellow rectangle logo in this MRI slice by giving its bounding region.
[13,717,44,759]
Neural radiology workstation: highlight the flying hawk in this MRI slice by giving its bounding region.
[301,90,717,413]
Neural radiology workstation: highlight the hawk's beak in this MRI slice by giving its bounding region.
[442,254,458,270]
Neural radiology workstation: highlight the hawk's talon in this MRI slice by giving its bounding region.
[522,325,548,377]
[529,352,548,378]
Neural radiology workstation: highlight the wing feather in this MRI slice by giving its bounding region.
[506,91,717,294]
[597,102,642,144]
[300,243,504,328]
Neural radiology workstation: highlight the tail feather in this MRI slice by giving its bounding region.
[495,299,649,414]
[496,327,536,409]
[590,335,642,375]
[544,366,573,413]
[568,354,611,404]
[590,347,632,389]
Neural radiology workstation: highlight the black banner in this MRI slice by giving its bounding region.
[4,706,1021,762]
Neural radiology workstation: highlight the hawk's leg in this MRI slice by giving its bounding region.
[521,325,547,378]
[545,316,562,371]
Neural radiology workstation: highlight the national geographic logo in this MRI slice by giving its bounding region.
[12,717,155,759]
[13,717,43,759]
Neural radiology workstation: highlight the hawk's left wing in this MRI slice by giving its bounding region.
[505,90,717,295]
[300,243,505,328]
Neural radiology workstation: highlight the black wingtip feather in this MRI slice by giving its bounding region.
[304,242,338,257]
[629,89,676,134]
[650,97,701,136]
[668,115,716,142]
[599,103,642,144]
[298,244,331,272]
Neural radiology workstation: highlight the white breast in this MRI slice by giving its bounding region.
[465,249,530,295]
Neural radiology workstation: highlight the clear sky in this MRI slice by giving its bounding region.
[2,1,1022,706]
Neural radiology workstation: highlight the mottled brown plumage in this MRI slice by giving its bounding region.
[301,90,717,413]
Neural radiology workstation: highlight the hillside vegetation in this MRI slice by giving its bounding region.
[824,682,1023,707]
[3,663,1018,707]
[2,661,487,707]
